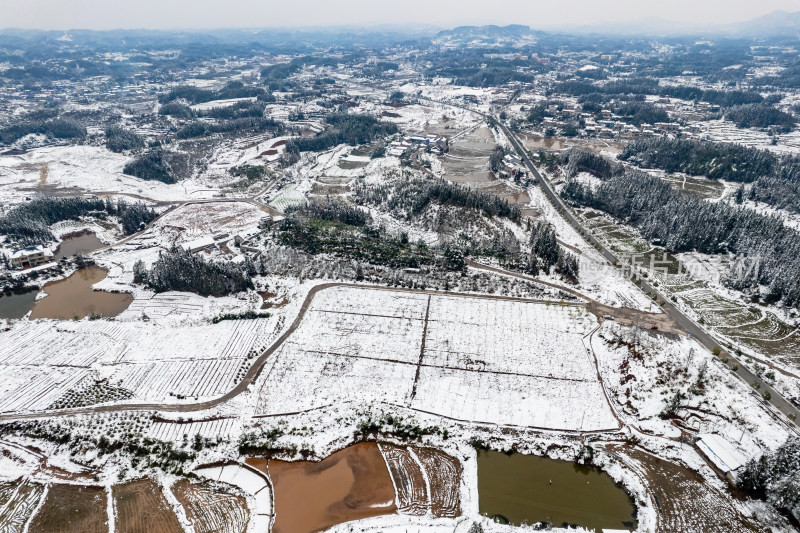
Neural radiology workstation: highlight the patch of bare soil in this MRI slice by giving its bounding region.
[172,479,249,533]
[589,301,685,335]
[113,478,182,533]
[28,484,108,533]
[619,447,765,533]
[413,447,462,517]
[380,443,428,515]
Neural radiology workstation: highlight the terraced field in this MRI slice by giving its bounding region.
[380,444,429,516]
[172,479,249,533]
[620,447,764,533]
[413,447,462,518]
[577,209,800,370]
[0,480,44,532]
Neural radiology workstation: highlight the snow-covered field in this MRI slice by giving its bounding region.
[254,286,618,432]
[0,145,217,205]
[0,309,282,412]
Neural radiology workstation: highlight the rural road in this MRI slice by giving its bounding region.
[0,283,582,423]
[496,120,800,431]
[420,94,800,430]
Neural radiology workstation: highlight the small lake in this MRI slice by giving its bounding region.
[54,231,104,260]
[0,289,38,320]
[478,450,637,531]
[261,442,396,533]
[29,266,132,320]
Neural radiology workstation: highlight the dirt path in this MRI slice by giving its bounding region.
[0,283,577,423]
[467,259,685,334]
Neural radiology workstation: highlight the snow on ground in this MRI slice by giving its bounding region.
[194,463,272,526]
[0,145,217,204]
[593,322,791,458]
[189,97,257,112]
[695,118,800,155]
[254,286,618,431]
[0,306,282,411]
[525,181,653,311]
[148,201,265,246]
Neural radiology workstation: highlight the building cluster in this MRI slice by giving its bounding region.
[498,153,528,181]
[532,97,708,140]
[388,134,448,157]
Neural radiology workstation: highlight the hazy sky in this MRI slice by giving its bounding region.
[3,0,800,31]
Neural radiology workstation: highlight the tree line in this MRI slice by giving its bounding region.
[737,437,800,522]
[562,170,800,308]
[620,137,800,213]
[285,113,398,153]
[0,197,156,246]
[353,177,521,222]
[528,222,580,281]
[0,117,86,145]
[176,116,283,140]
[123,149,176,184]
[105,126,145,152]
[158,80,264,105]
[724,103,796,131]
[133,246,253,297]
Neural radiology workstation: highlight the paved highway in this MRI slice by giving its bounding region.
[496,120,800,431]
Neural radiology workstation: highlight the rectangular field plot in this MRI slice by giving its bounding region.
[410,367,616,430]
[257,350,418,413]
[311,286,429,320]
[256,287,617,431]
[425,297,596,379]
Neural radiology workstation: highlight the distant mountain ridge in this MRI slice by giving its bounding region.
[433,24,538,46]
[723,10,800,36]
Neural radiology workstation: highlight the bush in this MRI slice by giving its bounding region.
[158,102,194,118]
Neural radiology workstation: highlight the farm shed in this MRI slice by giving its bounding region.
[696,433,749,481]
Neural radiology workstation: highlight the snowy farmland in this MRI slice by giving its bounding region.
[255,286,618,432]
[0,314,281,413]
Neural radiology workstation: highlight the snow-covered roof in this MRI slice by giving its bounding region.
[180,236,215,252]
[697,433,749,473]
[10,245,53,259]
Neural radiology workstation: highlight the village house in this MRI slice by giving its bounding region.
[10,245,54,269]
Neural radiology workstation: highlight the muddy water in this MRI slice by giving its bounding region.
[522,134,567,151]
[478,450,636,531]
[267,442,397,533]
[29,266,132,320]
[504,190,531,205]
[54,231,104,260]
[0,289,38,319]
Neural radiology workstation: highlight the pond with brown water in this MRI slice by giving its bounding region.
[265,442,397,533]
[54,231,104,260]
[29,266,132,320]
[478,450,637,531]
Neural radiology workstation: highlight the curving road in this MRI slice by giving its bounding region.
[0,283,580,423]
